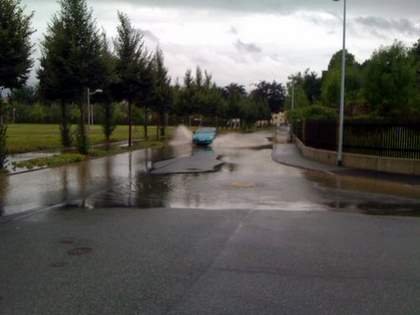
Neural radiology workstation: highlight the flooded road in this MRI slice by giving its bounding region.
[1,128,420,218]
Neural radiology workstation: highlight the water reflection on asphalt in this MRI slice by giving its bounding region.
[1,130,420,218]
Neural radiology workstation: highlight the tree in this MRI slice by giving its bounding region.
[151,48,171,138]
[9,85,37,106]
[285,84,310,110]
[327,49,358,71]
[99,32,118,143]
[321,50,363,114]
[9,85,37,123]
[223,83,247,99]
[39,0,104,154]
[411,39,420,103]
[251,81,286,113]
[222,83,246,120]
[0,0,34,168]
[0,0,34,90]
[114,12,149,145]
[302,69,322,103]
[174,69,195,125]
[38,16,73,147]
[364,42,418,118]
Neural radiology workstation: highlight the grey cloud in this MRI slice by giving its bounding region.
[25,0,420,17]
[234,39,262,54]
[354,16,420,36]
[229,26,238,35]
[140,29,159,42]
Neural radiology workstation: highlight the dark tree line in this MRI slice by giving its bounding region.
[173,70,283,129]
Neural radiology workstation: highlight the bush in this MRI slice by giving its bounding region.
[288,105,337,123]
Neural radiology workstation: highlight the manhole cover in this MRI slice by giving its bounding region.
[67,247,93,256]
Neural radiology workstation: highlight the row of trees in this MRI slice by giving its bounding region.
[288,39,420,120]
[37,1,173,154]
[0,0,174,166]
[173,69,282,128]
[0,0,287,170]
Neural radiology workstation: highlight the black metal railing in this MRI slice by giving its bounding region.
[293,120,420,160]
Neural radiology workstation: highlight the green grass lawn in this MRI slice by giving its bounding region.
[7,124,173,154]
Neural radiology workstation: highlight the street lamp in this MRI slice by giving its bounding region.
[87,88,103,126]
[334,0,347,166]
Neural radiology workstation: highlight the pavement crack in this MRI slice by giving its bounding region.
[162,209,254,314]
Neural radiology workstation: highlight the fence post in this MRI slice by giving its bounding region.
[302,120,306,145]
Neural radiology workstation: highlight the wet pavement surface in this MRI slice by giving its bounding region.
[2,207,420,315]
[2,128,420,314]
[1,128,420,218]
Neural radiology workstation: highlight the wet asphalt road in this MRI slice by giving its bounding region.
[2,208,420,315]
[2,129,420,314]
[2,129,420,217]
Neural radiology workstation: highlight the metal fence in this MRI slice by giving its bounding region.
[294,120,420,160]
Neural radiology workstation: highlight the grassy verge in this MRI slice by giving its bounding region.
[12,153,86,170]
[12,139,168,171]
[7,124,173,154]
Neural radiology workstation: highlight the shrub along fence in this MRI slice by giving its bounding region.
[293,120,420,160]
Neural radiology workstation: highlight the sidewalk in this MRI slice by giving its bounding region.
[272,142,420,186]
[272,143,341,173]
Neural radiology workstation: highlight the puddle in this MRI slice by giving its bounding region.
[1,127,420,217]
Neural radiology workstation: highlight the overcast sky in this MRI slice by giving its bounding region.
[22,0,420,87]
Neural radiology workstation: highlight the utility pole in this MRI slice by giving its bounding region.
[334,0,347,166]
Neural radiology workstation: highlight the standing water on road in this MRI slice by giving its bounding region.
[169,125,193,146]
[1,126,420,218]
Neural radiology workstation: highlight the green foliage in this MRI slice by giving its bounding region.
[9,85,37,105]
[327,50,358,71]
[114,12,150,104]
[288,105,337,123]
[250,80,286,113]
[239,98,258,128]
[302,70,322,103]
[101,102,116,142]
[97,32,118,142]
[150,48,172,136]
[0,118,7,168]
[284,85,310,110]
[364,41,418,118]
[59,118,73,147]
[0,0,34,168]
[321,50,363,109]
[38,0,106,153]
[0,0,34,90]
[174,69,196,118]
[222,83,245,119]
[29,103,48,123]
[114,11,153,143]
[13,153,86,169]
